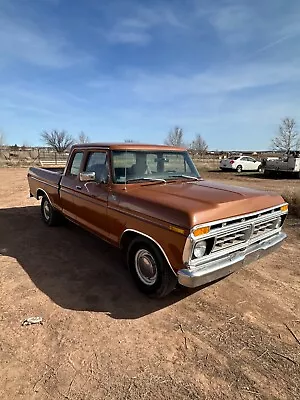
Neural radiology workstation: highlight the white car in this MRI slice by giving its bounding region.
[220,156,262,173]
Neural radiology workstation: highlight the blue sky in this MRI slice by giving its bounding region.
[0,0,300,150]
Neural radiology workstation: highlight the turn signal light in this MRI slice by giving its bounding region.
[280,204,288,212]
[193,226,210,236]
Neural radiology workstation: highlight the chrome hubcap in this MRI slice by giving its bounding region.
[43,200,50,220]
[135,249,157,286]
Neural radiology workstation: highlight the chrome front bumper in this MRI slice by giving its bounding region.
[177,232,287,288]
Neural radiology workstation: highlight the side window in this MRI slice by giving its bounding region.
[240,157,247,161]
[70,152,83,176]
[84,152,108,182]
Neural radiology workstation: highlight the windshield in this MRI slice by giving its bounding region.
[112,150,200,183]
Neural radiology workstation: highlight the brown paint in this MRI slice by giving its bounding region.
[28,143,286,272]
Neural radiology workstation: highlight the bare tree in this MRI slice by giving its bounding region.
[164,126,185,147]
[272,118,300,152]
[0,132,5,146]
[190,134,208,155]
[78,131,90,144]
[41,130,74,153]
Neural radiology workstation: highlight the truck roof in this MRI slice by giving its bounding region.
[71,143,186,151]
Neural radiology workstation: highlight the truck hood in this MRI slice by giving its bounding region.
[118,180,284,229]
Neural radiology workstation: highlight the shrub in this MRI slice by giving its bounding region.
[282,188,300,218]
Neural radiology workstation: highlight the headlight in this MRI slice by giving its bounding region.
[193,240,207,258]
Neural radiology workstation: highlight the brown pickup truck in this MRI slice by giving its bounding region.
[28,143,288,297]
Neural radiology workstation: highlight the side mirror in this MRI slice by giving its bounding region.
[79,172,96,182]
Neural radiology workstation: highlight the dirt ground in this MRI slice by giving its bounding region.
[0,168,299,400]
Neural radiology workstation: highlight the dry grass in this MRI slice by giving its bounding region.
[282,188,300,218]
[193,159,220,172]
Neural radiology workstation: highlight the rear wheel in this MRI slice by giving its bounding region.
[257,165,262,172]
[127,238,177,298]
[41,196,62,226]
[236,165,243,173]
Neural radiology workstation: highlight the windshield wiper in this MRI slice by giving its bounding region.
[168,174,201,181]
[126,177,166,183]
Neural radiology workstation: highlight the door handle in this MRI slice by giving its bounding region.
[76,185,82,190]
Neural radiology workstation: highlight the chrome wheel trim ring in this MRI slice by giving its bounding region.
[134,249,158,286]
[43,199,51,221]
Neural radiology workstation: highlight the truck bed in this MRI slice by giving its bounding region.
[28,167,63,208]
[29,167,63,185]
[265,158,300,174]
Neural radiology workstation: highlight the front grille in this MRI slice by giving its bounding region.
[213,226,250,252]
[210,206,281,231]
[212,217,280,253]
[188,205,287,267]
[252,218,278,237]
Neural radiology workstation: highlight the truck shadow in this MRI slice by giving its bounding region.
[0,206,202,319]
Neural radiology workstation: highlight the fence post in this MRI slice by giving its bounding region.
[55,152,57,165]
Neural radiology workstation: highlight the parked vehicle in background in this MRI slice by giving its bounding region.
[264,151,300,178]
[220,156,262,173]
[28,143,288,298]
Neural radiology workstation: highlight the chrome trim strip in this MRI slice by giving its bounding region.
[36,188,53,206]
[120,228,176,276]
[30,176,59,190]
[182,236,193,265]
[192,203,288,233]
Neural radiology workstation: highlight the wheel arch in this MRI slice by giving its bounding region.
[120,229,176,276]
[36,188,52,205]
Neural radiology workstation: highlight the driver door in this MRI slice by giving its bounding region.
[73,151,111,239]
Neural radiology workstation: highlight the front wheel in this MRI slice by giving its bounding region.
[41,196,62,226]
[127,238,177,298]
